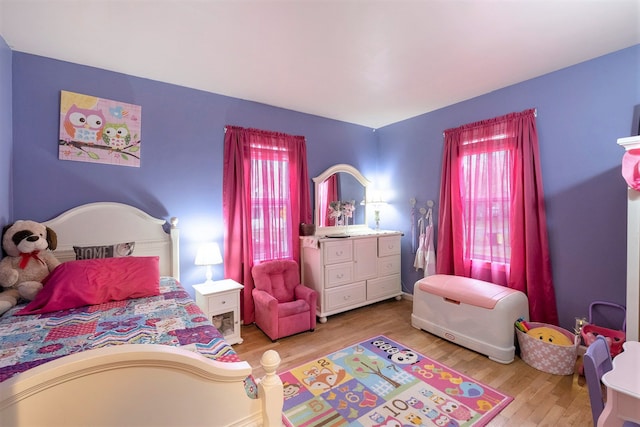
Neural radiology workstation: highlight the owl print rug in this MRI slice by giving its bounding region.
[280,335,512,427]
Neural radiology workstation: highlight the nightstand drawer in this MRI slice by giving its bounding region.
[207,292,238,312]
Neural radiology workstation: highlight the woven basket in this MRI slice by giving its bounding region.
[516,322,578,375]
[299,223,316,236]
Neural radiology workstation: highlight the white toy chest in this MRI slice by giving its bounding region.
[411,274,529,364]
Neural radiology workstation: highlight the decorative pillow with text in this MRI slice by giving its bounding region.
[74,242,135,260]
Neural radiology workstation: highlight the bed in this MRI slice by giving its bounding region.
[0,202,283,427]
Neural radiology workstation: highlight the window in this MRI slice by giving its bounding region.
[250,145,292,262]
[460,135,513,265]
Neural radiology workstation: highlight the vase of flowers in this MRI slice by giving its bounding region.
[328,200,356,227]
[329,201,342,226]
[341,200,355,227]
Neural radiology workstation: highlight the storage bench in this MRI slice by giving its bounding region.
[411,274,529,363]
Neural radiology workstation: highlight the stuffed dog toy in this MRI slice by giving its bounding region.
[0,221,61,315]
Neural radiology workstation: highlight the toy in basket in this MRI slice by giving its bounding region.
[515,318,579,375]
[579,301,626,374]
[581,324,625,357]
[580,301,626,354]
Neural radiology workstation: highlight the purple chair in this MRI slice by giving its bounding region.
[251,259,317,341]
[583,335,639,427]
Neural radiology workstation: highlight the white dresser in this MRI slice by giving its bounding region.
[301,232,403,323]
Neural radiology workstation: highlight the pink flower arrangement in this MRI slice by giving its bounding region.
[328,200,356,225]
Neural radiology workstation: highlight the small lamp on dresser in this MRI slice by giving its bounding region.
[195,242,223,284]
[368,190,388,230]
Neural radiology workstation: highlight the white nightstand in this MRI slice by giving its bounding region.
[193,279,244,345]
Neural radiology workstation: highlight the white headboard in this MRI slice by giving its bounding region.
[43,202,180,280]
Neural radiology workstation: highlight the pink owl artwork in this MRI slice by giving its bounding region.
[59,90,142,167]
[63,104,105,143]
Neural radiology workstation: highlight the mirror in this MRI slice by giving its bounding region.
[313,164,370,233]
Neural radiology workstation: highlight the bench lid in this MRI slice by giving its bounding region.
[416,274,516,309]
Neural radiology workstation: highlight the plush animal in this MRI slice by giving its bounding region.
[0,220,61,315]
[526,326,573,346]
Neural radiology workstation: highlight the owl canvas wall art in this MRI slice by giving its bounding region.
[59,91,142,167]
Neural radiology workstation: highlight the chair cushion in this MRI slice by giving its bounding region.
[278,299,310,318]
[252,259,300,303]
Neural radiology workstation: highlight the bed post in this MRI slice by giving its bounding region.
[259,350,283,426]
[170,217,180,281]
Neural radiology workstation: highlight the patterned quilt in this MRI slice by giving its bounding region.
[0,277,240,383]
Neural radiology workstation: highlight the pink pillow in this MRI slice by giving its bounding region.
[17,256,160,315]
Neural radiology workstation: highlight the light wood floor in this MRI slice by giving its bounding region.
[234,297,594,427]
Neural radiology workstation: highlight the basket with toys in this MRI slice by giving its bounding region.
[580,301,626,358]
[515,318,579,375]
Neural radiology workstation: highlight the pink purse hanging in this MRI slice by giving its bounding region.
[621,148,640,190]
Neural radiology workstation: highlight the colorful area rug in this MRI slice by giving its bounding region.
[280,335,512,427]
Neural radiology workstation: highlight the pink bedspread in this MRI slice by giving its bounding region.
[0,277,240,382]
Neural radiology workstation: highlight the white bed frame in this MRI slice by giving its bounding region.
[0,202,284,427]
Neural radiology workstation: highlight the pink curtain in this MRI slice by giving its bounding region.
[318,174,339,226]
[437,109,559,324]
[223,126,311,324]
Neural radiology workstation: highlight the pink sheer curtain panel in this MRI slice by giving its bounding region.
[223,126,311,324]
[437,109,559,324]
[318,174,339,226]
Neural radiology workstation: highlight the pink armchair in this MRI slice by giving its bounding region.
[251,259,317,341]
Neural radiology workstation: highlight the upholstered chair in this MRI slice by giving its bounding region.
[251,259,317,341]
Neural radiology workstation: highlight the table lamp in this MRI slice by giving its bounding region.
[195,242,223,283]
[369,191,388,230]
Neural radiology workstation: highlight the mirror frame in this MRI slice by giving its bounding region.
[313,164,371,235]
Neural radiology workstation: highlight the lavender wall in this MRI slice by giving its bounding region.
[377,45,640,330]
[11,52,376,294]
[0,37,11,227]
[9,42,640,331]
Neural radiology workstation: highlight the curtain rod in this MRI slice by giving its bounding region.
[442,108,538,137]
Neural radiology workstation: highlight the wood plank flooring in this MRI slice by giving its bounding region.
[234,297,594,427]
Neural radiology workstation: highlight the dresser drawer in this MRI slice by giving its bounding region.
[207,292,238,312]
[378,235,401,257]
[324,262,354,288]
[377,254,401,277]
[323,240,353,264]
[325,282,366,310]
[367,274,401,300]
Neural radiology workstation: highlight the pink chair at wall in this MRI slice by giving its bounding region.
[251,259,317,341]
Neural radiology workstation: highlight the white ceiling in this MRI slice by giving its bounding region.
[1,0,639,128]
